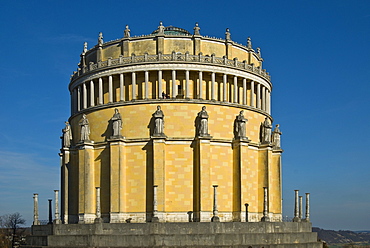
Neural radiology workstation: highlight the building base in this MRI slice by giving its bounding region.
[24,222,322,248]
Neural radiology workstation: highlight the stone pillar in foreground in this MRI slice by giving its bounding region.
[95,187,102,223]
[33,193,40,225]
[299,195,303,219]
[211,185,220,222]
[244,203,249,222]
[261,187,270,222]
[293,190,301,222]
[303,193,310,222]
[54,190,61,224]
[152,185,159,222]
[48,199,53,224]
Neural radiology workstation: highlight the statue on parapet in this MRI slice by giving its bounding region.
[62,121,72,148]
[234,110,248,139]
[98,32,103,46]
[153,106,165,136]
[79,114,90,142]
[124,25,130,38]
[83,42,88,53]
[261,117,272,144]
[111,108,123,138]
[193,22,200,35]
[272,124,282,149]
[158,21,165,35]
[225,28,231,40]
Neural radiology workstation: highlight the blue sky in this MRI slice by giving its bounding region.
[0,1,369,231]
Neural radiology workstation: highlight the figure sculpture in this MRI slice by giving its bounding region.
[272,124,282,149]
[111,109,122,137]
[153,106,164,136]
[83,42,87,53]
[225,28,231,40]
[98,32,103,46]
[235,110,247,139]
[193,22,200,35]
[158,22,165,35]
[197,106,209,136]
[62,121,72,147]
[79,114,90,141]
[124,25,130,38]
[261,117,272,143]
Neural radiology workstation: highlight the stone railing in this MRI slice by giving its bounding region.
[72,52,271,81]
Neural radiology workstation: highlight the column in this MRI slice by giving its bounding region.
[83,83,87,109]
[211,72,215,100]
[152,185,159,222]
[256,83,261,109]
[98,77,103,105]
[267,90,271,114]
[158,70,163,98]
[60,150,69,224]
[54,190,60,224]
[132,72,136,100]
[120,73,124,101]
[293,190,301,222]
[33,193,40,225]
[233,76,238,103]
[95,187,102,221]
[261,86,266,111]
[243,78,247,105]
[198,71,203,99]
[144,71,149,99]
[261,187,270,222]
[90,80,95,107]
[77,86,81,111]
[223,74,227,101]
[244,203,249,222]
[185,70,190,98]
[71,89,75,114]
[250,81,255,107]
[299,195,303,219]
[211,185,220,222]
[304,193,310,222]
[48,199,52,224]
[108,75,113,103]
[172,70,176,98]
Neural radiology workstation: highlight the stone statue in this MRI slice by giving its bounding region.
[79,114,90,141]
[234,110,248,139]
[225,28,231,40]
[261,117,272,144]
[197,106,209,136]
[158,22,165,35]
[98,32,103,46]
[111,109,122,137]
[193,22,200,35]
[257,47,261,57]
[272,124,282,149]
[124,25,130,38]
[83,42,88,53]
[247,37,252,49]
[62,121,72,147]
[153,106,164,136]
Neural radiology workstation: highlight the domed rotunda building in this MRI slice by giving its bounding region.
[60,22,283,225]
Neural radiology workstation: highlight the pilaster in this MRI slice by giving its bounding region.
[233,138,250,222]
[60,148,70,224]
[77,142,95,224]
[152,137,166,222]
[108,137,126,223]
[194,136,212,222]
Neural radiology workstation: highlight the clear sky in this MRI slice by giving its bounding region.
[0,0,369,231]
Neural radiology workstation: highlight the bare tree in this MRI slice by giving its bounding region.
[0,213,26,248]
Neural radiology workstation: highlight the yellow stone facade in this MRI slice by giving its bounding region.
[60,24,282,224]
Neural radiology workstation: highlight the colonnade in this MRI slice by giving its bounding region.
[71,69,271,115]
